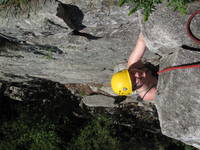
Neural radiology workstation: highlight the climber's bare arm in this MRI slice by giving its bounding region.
[127,33,146,68]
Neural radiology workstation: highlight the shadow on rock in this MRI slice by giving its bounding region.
[56,1,86,31]
[182,45,200,52]
[71,30,102,40]
[56,2,102,40]
[0,78,88,123]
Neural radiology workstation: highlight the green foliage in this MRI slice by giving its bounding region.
[0,93,198,150]
[184,145,197,150]
[169,140,198,150]
[0,96,74,150]
[0,0,9,5]
[79,91,87,97]
[0,0,28,7]
[44,51,53,59]
[0,118,61,150]
[68,115,120,150]
[118,0,195,21]
[0,0,33,16]
[167,0,194,15]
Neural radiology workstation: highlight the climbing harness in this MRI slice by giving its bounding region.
[186,3,200,44]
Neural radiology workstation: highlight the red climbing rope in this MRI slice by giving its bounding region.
[158,3,200,75]
[157,64,200,74]
[186,8,200,44]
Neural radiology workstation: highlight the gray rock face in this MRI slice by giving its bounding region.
[156,48,200,149]
[0,0,141,84]
[82,95,116,107]
[139,1,200,56]
[139,2,200,148]
[137,1,200,148]
[1,0,200,148]
[56,2,86,31]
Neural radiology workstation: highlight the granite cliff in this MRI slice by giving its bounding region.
[0,0,200,149]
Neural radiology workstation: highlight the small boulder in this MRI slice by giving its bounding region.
[82,95,117,107]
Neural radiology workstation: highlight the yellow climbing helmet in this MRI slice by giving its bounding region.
[111,69,133,96]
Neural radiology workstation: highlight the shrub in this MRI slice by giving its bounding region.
[0,0,29,9]
[118,0,195,21]
[0,118,61,150]
[68,115,120,150]
[0,0,39,16]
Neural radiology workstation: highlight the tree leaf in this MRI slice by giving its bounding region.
[128,4,139,16]
[118,0,125,7]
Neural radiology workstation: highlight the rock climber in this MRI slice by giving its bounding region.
[111,33,158,101]
[111,1,200,101]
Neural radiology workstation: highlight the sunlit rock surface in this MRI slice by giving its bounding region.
[138,1,200,148]
[0,0,143,84]
[0,0,200,149]
[156,48,200,149]
[139,1,200,56]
